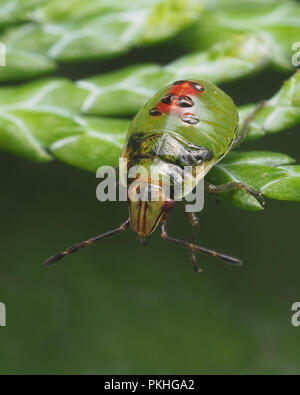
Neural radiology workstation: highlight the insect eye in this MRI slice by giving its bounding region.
[149,108,162,116]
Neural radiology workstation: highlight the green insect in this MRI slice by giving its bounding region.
[46,80,264,272]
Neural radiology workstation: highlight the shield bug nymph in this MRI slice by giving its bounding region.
[45,80,264,272]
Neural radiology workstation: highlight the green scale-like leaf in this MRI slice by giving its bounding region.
[51,117,129,172]
[0,0,48,26]
[0,70,298,143]
[206,151,300,210]
[78,34,269,116]
[181,0,300,70]
[0,0,298,82]
[0,0,204,81]
[240,71,300,140]
[0,70,299,210]
[0,33,272,112]
[0,77,129,164]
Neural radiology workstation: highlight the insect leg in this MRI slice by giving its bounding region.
[186,212,202,272]
[233,101,266,148]
[206,181,265,207]
[160,218,242,267]
[45,218,130,266]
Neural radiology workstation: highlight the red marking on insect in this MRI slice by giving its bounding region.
[170,80,204,96]
[152,80,204,116]
[156,101,174,115]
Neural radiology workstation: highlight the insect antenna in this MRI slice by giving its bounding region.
[160,219,242,267]
[45,218,130,266]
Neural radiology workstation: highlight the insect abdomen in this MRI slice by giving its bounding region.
[127,79,239,162]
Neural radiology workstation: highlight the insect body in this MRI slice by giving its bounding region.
[122,80,238,238]
[46,80,264,271]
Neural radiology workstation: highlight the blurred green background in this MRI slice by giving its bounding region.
[0,0,300,374]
